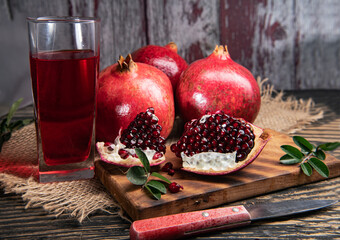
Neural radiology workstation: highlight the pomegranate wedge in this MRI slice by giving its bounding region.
[171,111,270,175]
[96,108,167,167]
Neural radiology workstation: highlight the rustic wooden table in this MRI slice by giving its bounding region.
[1,90,339,239]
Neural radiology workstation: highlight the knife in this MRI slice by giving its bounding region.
[130,199,338,240]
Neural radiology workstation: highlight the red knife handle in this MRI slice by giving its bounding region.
[130,205,251,240]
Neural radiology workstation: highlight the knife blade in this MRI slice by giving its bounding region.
[129,199,338,240]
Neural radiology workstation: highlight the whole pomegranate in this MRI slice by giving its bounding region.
[170,110,270,175]
[96,108,167,167]
[131,42,188,92]
[176,45,261,123]
[96,55,175,142]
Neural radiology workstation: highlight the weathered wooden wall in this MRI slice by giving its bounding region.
[1,0,340,114]
[220,0,340,90]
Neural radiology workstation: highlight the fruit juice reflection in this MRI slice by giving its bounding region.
[30,50,98,165]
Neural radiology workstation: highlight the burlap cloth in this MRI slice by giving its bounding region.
[0,78,324,223]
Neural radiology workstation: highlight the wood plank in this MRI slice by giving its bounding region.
[95,128,340,220]
[220,0,296,90]
[294,0,340,89]
[145,0,220,63]
[97,0,147,70]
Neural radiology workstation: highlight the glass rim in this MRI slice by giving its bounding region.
[27,16,100,23]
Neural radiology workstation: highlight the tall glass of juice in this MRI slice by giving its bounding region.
[27,17,100,183]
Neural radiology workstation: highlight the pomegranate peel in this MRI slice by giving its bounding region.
[96,108,167,167]
[131,42,188,91]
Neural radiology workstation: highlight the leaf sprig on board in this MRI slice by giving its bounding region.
[126,148,172,200]
[0,98,33,152]
[280,136,340,178]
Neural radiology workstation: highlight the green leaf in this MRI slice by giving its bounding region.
[313,149,326,160]
[135,148,150,173]
[145,185,161,200]
[308,158,329,178]
[280,154,302,164]
[318,142,340,151]
[126,166,148,185]
[280,145,304,160]
[147,180,167,194]
[293,136,314,153]
[0,132,11,152]
[301,162,313,176]
[6,98,23,126]
[9,120,25,131]
[1,132,11,141]
[0,118,7,133]
[151,172,172,184]
[22,119,33,126]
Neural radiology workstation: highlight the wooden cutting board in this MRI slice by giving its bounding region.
[94,129,340,220]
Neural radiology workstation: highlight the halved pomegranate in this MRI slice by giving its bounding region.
[170,111,270,175]
[96,108,166,167]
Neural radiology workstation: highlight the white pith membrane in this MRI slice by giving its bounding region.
[180,114,270,175]
[181,151,237,171]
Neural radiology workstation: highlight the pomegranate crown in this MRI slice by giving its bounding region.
[164,42,178,53]
[117,54,137,72]
[212,45,231,60]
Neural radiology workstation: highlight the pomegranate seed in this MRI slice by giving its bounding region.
[152,152,163,160]
[200,145,208,152]
[147,107,155,114]
[202,129,209,137]
[151,117,158,124]
[170,144,178,152]
[152,129,160,136]
[187,144,193,151]
[168,168,175,176]
[241,143,249,150]
[161,162,173,172]
[118,149,129,159]
[157,145,166,153]
[169,182,183,193]
[181,135,188,143]
[212,140,218,147]
[237,152,246,161]
[104,142,112,146]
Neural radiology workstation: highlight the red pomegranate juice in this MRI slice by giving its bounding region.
[30,50,98,166]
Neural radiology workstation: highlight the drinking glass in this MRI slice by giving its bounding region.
[27,16,100,183]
